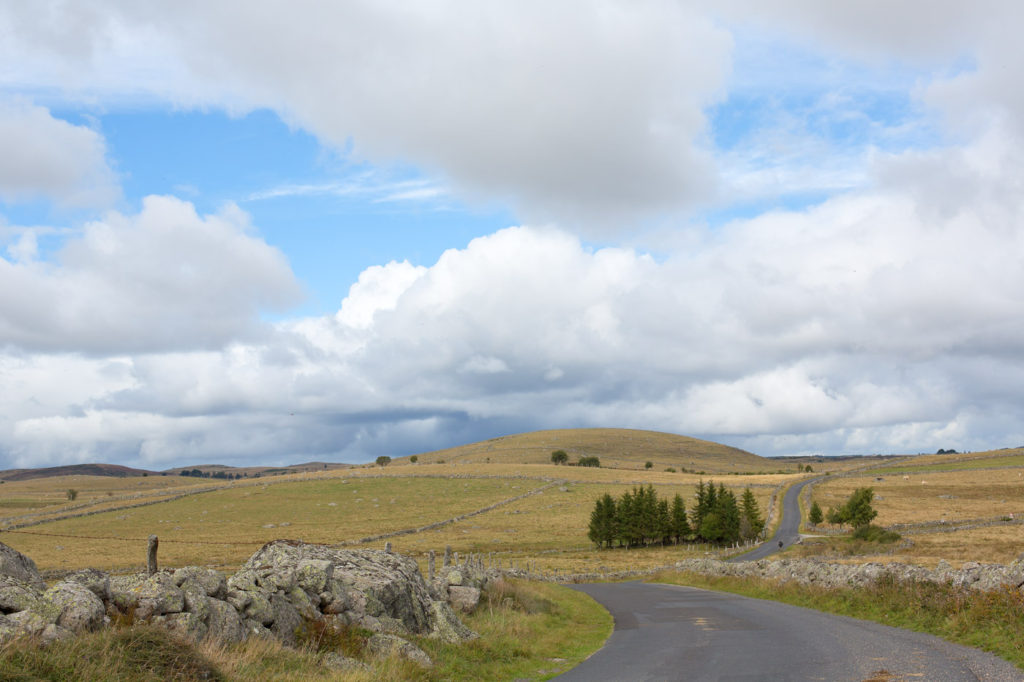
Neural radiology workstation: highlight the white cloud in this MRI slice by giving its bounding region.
[0,196,302,353]
[1,1,732,230]
[0,98,118,206]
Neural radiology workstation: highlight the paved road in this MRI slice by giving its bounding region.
[727,476,821,562]
[557,581,1022,681]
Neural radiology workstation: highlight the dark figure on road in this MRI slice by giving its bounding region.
[778,540,783,549]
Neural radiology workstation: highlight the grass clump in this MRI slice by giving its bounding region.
[0,624,223,681]
[295,618,372,658]
[653,571,1024,669]
[421,579,611,681]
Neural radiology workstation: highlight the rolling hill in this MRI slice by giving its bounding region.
[0,463,160,481]
[409,428,774,473]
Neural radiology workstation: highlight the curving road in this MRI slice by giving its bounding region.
[555,478,1022,680]
[557,581,1022,681]
[728,476,822,562]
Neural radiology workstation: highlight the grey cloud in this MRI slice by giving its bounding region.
[0,99,118,206]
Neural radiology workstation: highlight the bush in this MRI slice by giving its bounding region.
[644,461,653,469]
[851,524,901,543]
[550,450,568,465]
[66,488,78,501]
[410,455,418,463]
[665,467,677,473]
[577,456,600,468]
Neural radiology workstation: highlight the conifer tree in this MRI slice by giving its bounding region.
[670,493,690,543]
[740,487,765,540]
[808,500,824,526]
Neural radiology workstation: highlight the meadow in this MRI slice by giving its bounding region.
[805,449,1024,567]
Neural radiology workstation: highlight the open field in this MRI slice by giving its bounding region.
[1,464,782,576]
[803,453,1024,567]
[811,468,1024,526]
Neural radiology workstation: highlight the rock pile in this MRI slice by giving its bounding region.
[674,555,1024,592]
[0,539,477,667]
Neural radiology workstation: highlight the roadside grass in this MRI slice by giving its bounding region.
[0,580,610,682]
[652,571,1024,670]
[419,579,612,681]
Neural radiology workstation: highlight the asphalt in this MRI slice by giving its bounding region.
[556,581,1023,681]
[727,475,822,563]
[554,478,1023,680]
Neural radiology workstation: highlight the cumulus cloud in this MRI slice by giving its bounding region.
[6,146,1024,467]
[0,196,302,353]
[0,99,118,206]
[0,1,731,229]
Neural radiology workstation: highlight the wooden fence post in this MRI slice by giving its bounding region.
[147,535,159,575]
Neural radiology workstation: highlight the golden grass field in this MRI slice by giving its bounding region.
[807,448,1024,567]
[411,428,775,472]
[1,457,782,576]
[5,435,1024,577]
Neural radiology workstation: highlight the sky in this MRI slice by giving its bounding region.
[2,1,1024,469]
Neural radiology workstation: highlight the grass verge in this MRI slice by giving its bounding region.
[0,580,611,681]
[651,570,1024,670]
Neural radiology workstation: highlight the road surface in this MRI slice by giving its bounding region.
[728,475,821,562]
[557,581,1021,681]
[555,478,1021,680]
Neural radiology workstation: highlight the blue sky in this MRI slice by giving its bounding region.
[2,2,1024,469]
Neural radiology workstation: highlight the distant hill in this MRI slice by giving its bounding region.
[409,428,774,473]
[0,463,160,481]
[1,461,354,483]
[163,461,353,479]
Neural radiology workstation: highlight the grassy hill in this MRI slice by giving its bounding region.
[0,463,160,481]
[410,428,774,473]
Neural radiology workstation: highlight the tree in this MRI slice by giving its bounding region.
[410,455,418,463]
[670,493,690,543]
[66,488,78,501]
[645,461,653,469]
[825,505,846,528]
[551,450,568,465]
[578,456,600,468]
[375,455,392,467]
[843,487,878,528]
[740,488,764,540]
[588,493,617,548]
[804,464,814,473]
[808,500,824,525]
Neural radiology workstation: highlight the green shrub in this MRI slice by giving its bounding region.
[851,524,901,543]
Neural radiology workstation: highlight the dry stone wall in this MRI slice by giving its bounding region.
[0,539,477,667]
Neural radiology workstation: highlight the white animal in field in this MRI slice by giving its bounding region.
[903,475,909,481]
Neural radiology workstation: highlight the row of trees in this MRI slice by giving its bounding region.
[808,487,878,529]
[587,481,765,548]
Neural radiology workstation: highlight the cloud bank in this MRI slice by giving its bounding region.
[1,2,1024,467]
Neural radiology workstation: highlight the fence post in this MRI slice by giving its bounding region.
[147,534,159,575]
[428,550,436,581]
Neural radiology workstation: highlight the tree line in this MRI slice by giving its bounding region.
[588,481,765,549]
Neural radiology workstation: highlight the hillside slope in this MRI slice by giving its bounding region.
[0,463,159,481]
[412,428,773,473]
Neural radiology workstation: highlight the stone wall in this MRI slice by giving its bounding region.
[0,540,478,668]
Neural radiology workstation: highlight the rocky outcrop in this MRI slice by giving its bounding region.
[0,539,477,663]
[671,555,1024,592]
